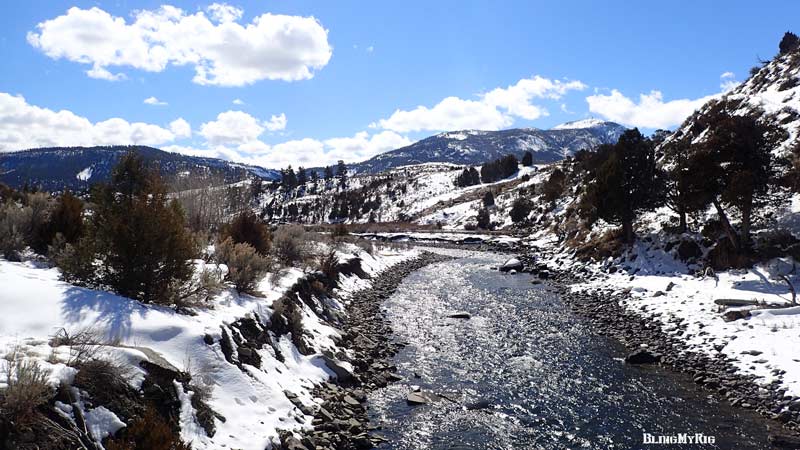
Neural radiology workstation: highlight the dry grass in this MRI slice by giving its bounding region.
[2,347,53,422]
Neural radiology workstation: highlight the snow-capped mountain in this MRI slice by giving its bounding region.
[0,146,280,192]
[350,121,627,174]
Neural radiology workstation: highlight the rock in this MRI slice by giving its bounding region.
[741,350,763,356]
[652,291,665,297]
[769,433,800,449]
[282,436,311,450]
[323,356,354,383]
[448,312,471,319]
[624,350,660,365]
[466,399,492,410]
[406,391,438,405]
[666,281,676,292]
[202,333,214,345]
[722,310,751,322]
[499,258,524,272]
[538,270,550,279]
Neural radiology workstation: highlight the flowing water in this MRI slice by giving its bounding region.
[367,250,773,449]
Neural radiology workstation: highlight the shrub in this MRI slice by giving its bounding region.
[476,208,491,230]
[216,238,272,293]
[272,225,308,266]
[35,190,83,254]
[223,210,271,255]
[332,223,349,238]
[0,202,28,261]
[482,191,495,207]
[355,239,374,255]
[104,405,190,450]
[50,235,96,285]
[315,249,339,280]
[510,197,533,223]
[2,354,52,423]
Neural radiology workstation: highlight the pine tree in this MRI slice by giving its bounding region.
[521,151,533,166]
[541,168,566,205]
[692,106,785,249]
[336,160,348,189]
[324,166,334,181]
[579,129,664,243]
[482,191,495,207]
[779,31,800,55]
[89,152,198,304]
[297,167,308,186]
[509,197,533,223]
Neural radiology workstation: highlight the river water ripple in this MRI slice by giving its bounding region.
[367,250,773,449]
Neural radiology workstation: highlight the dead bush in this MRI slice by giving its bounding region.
[49,326,114,367]
[222,210,272,255]
[2,352,52,423]
[272,225,308,267]
[175,266,224,309]
[355,239,374,255]
[73,358,139,422]
[216,238,272,293]
[104,404,190,450]
[0,202,30,261]
[315,249,339,280]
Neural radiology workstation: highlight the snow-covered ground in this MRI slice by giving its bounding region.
[531,236,800,399]
[0,244,418,449]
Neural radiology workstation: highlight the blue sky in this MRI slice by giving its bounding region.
[0,1,797,168]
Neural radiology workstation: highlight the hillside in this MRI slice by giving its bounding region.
[0,146,280,192]
[349,121,626,174]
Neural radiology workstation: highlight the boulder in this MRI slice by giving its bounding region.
[499,258,524,272]
[677,239,702,260]
[322,356,354,383]
[624,350,660,365]
[722,310,751,322]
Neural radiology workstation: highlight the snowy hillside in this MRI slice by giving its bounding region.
[349,122,626,175]
[0,146,280,192]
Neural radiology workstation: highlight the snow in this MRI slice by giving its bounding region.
[76,167,92,181]
[0,244,419,449]
[84,406,126,442]
[552,118,607,130]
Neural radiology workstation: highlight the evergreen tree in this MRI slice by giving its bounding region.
[223,210,271,255]
[482,191,495,207]
[336,160,348,189]
[541,168,566,205]
[509,197,533,223]
[521,151,533,167]
[36,190,83,253]
[691,107,784,249]
[476,208,491,230]
[90,153,197,303]
[324,166,334,181]
[579,129,663,243]
[297,167,308,186]
[779,31,800,55]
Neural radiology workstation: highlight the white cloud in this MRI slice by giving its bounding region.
[720,71,740,92]
[586,90,716,129]
[232,98,245,105]
[265,113,287,131]
[144,96,168,106]
[199,110,266,146]
[366,45,374,53]
[206,3,243,23]
[27,5,332,86]
[0,92,182,151]
[374,75,586,132]
[169,118,191,138]
[324,131,411,161]
[585,73,744,129]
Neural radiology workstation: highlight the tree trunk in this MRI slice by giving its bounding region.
[622,219,634,244]
[712,198,740,251]
[678,207,687,233]
[740,198,753,250]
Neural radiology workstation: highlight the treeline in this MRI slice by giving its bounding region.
[0,152,348,307]
[277,160,348,192]
[454,151,534,187]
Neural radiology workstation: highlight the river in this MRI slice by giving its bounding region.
[367,249,773,449]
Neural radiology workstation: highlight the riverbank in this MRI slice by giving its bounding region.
[517,249,800,449]
[281,251,452,450]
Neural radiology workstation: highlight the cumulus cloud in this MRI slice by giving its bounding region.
[199,110,267,146]
[144,96,168,106]
[586,90,716,129]
[373,76,586,132]
[169,118,191,138]
[232,98,245,105]
[265,113,287,131]
[0,92,186,151]
[585,73,744,129]
[27,4,333,86]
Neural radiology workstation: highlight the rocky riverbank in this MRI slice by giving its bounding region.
[521,254,800,449]
[280,251,452,450]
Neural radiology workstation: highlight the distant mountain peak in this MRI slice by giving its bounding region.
[552,118,609,130]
